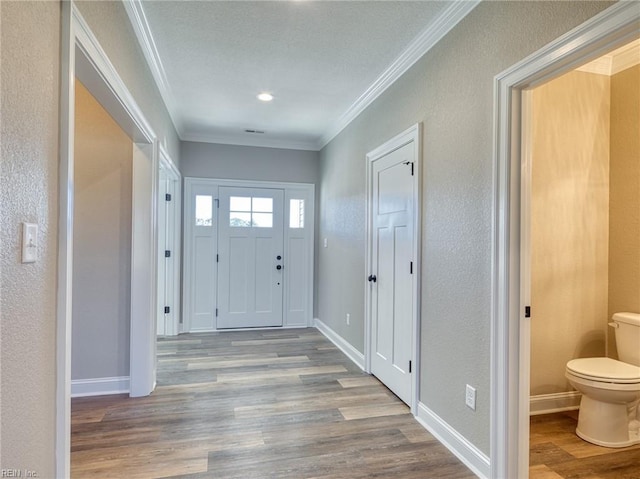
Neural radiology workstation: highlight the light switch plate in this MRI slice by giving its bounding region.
[22,222,38,263]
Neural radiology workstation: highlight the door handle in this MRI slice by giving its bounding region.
[368,274,376,283]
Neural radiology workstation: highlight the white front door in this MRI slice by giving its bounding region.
[369,140,416,405]
[217,186,285,328]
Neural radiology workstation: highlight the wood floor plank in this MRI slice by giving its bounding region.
[339,402,410,420]
[529,411,640,478]
[71,328,474,479]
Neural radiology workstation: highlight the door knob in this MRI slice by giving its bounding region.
[368,274,376,283]
[277,265,282,270]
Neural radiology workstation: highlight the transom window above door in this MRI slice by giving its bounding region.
[230,196,273,228]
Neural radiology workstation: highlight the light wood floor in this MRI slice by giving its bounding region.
[529,411,640,479]
[71,328,476,478]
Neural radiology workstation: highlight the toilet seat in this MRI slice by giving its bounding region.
[566,358,640,384]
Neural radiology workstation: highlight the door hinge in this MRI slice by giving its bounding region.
[525,306,531,318]
[165,250,171,258]
[410,261,413,274]
[164,306,170,314]
[215,308,218,317]
[403,161,414,176]
[409,360,412,373]
[165,193,172,201]
[216,254,219,263]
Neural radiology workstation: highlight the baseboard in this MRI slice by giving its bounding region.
[314,318,365,370]
[71,376,130,397]
[416,402,490,479]
[529,391,581,416]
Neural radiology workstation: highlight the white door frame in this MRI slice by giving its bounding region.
[365,123,422,415]
[58,4,159,476]
[158,146,181,336]
[183,178,315,332]
[491,4,639,478]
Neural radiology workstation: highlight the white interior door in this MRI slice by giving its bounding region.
[370,141,415,405]
[217,187,285,328]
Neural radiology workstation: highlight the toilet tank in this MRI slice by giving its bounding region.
[612,312,640,366]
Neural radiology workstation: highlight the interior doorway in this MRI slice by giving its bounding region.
[365,123,421,413]
[157,150,181,337]
[491,3,639,478]
[525,39,640,478]
[58,5,160,476]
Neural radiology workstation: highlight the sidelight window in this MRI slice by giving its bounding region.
[195,195,212,226]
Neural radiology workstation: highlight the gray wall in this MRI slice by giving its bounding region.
[1,1,180,474]
[181,141,319,184]
[317,0,613,456]
[1,2,60,474]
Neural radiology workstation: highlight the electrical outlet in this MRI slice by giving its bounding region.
[323,238,328,248]
[465,384,476,411]
[346,313,350,325]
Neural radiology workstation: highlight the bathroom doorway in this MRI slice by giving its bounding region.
[524,40,640,478]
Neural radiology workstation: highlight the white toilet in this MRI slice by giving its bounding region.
[565,312,640,448]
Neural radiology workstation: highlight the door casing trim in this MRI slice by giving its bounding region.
[364,122,422,415]
[490,3,640,478]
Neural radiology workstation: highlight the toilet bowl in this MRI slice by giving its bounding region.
[565,358,640,447]
[565,312,640,448]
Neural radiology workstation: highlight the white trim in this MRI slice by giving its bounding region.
[529,392,581,416]
[416,402,490,479]
[314,319,365,371]
[71,377,130,398]
[319,1,479,148]
[364,123,421,415]
[491,4,640,479]
[56,3,74,477]
[123,0,181,135]
[73,7,155,144]
[181,132,320,152]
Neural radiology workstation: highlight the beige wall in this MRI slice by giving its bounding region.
[608,64,640,358]
[530,71,611,395]
[72,81,133,380]
[318,1,614,455]
[0,1,60,474]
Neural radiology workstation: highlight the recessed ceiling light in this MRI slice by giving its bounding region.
[257,92,273,102]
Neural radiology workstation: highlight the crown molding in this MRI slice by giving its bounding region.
[181,132,321,152]
[123,0,183,134]
[318,0,481,149]
[125,0,480,151]
[577,37,640,75]
[611,39,640,74]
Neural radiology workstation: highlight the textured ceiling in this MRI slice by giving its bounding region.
[136,1,458,150]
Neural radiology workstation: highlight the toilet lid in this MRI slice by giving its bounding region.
[567,358,640,383]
